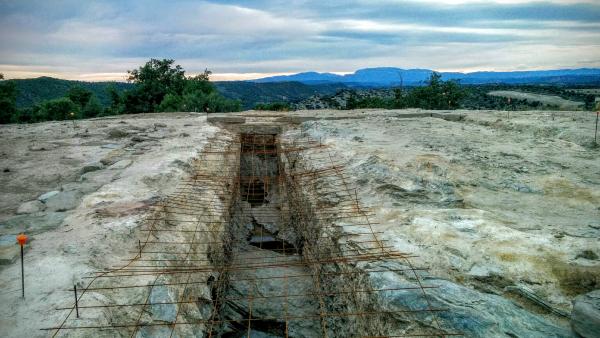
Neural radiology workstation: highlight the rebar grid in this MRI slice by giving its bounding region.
[43,129,459,337]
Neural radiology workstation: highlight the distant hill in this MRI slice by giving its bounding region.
[8,77,134,108]
[253,67,600,86]
[213,81,346,109]
[8,76,345,110]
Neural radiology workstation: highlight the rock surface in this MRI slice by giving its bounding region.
[149,283,178,323]
[224,246,320,337]
[0,234,19,265]
[287,109,600,326]
[43,190,82,211]
[0,110,597,338]
[108,159,133,170]
[107,128,129,138]
[365,261,574,337]
[0,113,218,338]
[80,163,103,174]
[37,190,59,202]
[571,290,600,338]
[16,200,45,214]
[0,212,66,235]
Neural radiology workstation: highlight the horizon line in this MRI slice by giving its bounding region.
[1,66,598,83]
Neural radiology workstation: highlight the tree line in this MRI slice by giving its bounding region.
[0,59,241,124]
[345,72,465,110]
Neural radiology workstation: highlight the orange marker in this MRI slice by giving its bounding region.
[16,233,28,246]
[16,233,28,298]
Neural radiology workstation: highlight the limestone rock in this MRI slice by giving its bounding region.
[130,135,147,143]
[108,159,132,170]
[80,163,103,174]
[0,212,67,235]
[571,290,600,338]
[136,326,180,338]
[17,200,45,214]
[44,190,82,211]
[107,128,129,139]
[28,143,58,151]
[100,143,120,149]
[38,190,59,202]
[100,149,126,166]
[149,284,178,323]
[0,234,27,265]
[365,261,573,337]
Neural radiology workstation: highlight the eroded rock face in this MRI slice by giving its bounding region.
[364,261,574,337]
[571,290,600,338]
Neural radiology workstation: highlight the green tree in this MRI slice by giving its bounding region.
[345,93,358,110]
[67,86,93,108]
[158,93,183,112]
[177,69,241,113]
[203,92,241,113]
[12,107,35,123]
[125,59,186,113]
[82,95,103,118]
[405,72,464,109]
[104,84,123,115]
[393,87,407,108]
[185,70,214,94]
[37,98,79,121]
[0,77,17,124]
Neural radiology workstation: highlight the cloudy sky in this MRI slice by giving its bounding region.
[1,0,599,81]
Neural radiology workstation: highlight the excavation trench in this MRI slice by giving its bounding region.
[205,132,381,337]
[206,133,319,337]
[46,128,439,337]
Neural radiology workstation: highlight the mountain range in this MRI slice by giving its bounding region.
[252,67,600,86]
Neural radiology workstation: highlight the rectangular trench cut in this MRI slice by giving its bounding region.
[45,127,452,338]
[212,132,322,337]
[209,130,405,337]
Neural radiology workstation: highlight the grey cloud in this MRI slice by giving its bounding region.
[0,0,599,79]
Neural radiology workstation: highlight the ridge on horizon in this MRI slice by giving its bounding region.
[250,67,600,86]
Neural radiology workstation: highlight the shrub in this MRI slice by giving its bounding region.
[0,80,17,124]
[37,98,79,121]
[254,102,291,111]
[82,96,103,118]
[68,86,93,108]
[158,93,183,112]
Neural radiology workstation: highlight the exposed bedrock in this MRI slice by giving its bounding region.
[364,260,574,337]
[223,246,321,338]
[571,290,600,338]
